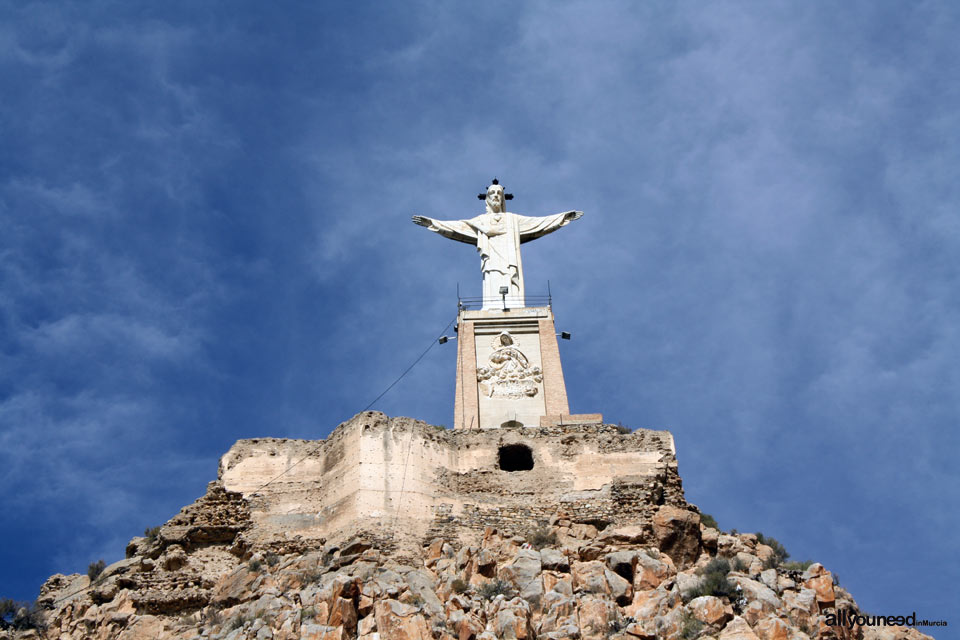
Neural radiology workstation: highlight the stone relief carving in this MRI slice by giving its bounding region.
[477,332,543,398]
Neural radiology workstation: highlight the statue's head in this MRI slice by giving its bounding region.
[478,178,513,214]
[485,183,505,214]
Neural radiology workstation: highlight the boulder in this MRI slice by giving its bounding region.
[623,587,673,619]
[543,590,576,617]
[635,552,673,590]
[781,589,817,630]
[542,571,573,596]
[753,616,794,640]
[213,566,262,607]
[597,525,646,544]
[499,549,542,591]
[776,575,796,592]
[718,534,743,557]
[577,595,618,640]
[373,599,432,640]
[688,595,732,626]
[759,569,778,591]
[730,576,782,612]
[577,545,606,562]
[540,548,569,572]
[623,621,657,639]
[735,552,759,571]
[801,563,827,580]
[570,523,599,539]
[455,613,484,640]
[652,506,701,566]
[755,544,775,566]
[605,551,638,578]
[326,597,357,634]
[571,561,609,595]
[476,549,498,577]
[300,624,344,640]
[719,616,761,640]
[603,569,632,605]
[701,527,719,552]
[495,598,533,640]
[803,573,835,607]
[401,568,444,616]
[358,614,376,636]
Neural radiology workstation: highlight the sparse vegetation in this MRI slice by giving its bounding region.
[0,599,44,631]
[88,559,106,582]
[202,607,223,626]
[0,599,18,621]
[301,568,324,584]
[683,558,737,601]
[615,424,632,434]
[477,579,516,600]
[680,610,705,639]
[407,593,424,607]
[525,526,558,550]
[228,615,248,631]
[144,526,161,542]
[451,578,469,594]
[300,607,316,620]
[265,552,279,567]
[248,559,262,573]
[755,532,789,567]
[781,560,813,572]
[699,513,718,529]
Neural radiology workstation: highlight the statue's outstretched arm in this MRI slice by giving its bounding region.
[411,215,478,245]
[516,210,583,243]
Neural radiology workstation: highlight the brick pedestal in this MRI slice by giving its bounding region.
[454,306,571,429]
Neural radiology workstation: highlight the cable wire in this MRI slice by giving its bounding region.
[250,314,456,494]
[49,314,457,607]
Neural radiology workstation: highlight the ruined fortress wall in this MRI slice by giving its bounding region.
[430,421,683,542]
[218,412,684,552]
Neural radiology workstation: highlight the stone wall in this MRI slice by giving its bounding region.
[218,412,685,556]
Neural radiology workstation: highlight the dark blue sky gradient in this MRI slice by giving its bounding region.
[1,1,957,632]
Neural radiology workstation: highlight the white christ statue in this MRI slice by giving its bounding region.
[412,180,582,309]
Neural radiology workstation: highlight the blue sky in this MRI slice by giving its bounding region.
[1,0,957,631]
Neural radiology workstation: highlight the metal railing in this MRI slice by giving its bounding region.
[457,294,552,311]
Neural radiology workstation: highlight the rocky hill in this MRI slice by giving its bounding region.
[1,415,932,640]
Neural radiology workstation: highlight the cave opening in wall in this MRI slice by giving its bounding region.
[498,444,534,472]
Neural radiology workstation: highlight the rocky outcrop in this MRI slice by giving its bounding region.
[10,517,931,640]
[3,416,932,640]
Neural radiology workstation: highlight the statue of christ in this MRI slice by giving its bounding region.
[412,180,582,309]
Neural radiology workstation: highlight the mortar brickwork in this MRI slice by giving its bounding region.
[219,412,683,557]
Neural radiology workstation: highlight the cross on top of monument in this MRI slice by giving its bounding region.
[477,178,514,201]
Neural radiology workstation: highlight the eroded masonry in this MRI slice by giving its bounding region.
[218,412,685,556]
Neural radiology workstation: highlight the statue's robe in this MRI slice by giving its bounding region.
[424,211,576,309]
